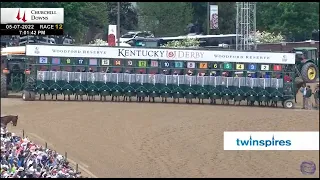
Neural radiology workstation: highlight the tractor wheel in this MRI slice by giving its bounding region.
[29,91,36,101]
[283,99,295,109]
[22,90,31,101]
[1,74,8,98]
[301,62,319,83]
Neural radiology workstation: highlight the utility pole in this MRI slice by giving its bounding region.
[207,2,210,35]
[117,2,121,46]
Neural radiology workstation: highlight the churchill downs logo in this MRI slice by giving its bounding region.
[118,48,205,59]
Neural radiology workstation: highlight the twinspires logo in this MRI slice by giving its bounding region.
[236,135,291,147]
[224,131,319,151]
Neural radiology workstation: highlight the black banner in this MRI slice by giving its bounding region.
[1,24,63,30]
[0,29,63,36]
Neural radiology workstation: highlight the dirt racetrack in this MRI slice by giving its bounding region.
[1,93,319,178]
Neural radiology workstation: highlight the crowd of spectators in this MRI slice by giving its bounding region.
[1,126,84,178]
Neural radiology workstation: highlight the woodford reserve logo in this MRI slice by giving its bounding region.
[51,49,107,55]
[213,54,271,60]
[118,48,204,59]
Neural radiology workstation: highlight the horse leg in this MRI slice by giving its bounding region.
[39,94,41,100]
[201,99,204,104]
[64,94,66,100]
[198,98,200,104]
[68,95,70,101]
[162,97,164,103]
[55,94,58,101]
[152,97,155,103]
[178,98,179,103]
[165,97,167,103]
[173,98,176,103]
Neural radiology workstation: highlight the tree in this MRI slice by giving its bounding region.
[106,2,138,34]
[137,2,194,37]
[189,2,236,35]
[257,2,319,41]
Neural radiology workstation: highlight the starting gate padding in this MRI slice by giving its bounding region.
[24,45,296,104]
[34,71,293,100]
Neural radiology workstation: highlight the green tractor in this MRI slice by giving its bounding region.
[1,54,28,98]
[288,47,319,103]
[291,47,319,83]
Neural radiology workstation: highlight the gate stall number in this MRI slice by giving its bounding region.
[199,62,208,69]
[236,64,244,70]
[138,61,147,67]
[212,63,219,69]
[187,62,195,68]
[150,60,158,67]
[101,59,110,66]
[174,62,183,68]
[261,65,270,71]
[223,63,232,70]
[247,64,257,71]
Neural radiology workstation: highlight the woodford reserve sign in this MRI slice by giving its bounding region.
[25,44,295,64]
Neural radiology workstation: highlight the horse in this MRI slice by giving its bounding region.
[1,115,18,127]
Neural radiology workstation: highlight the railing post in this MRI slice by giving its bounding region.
[76,164,79,173]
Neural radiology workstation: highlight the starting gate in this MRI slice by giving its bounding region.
[23,44,296,108]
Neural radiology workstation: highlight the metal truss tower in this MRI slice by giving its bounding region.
[236,2,257,51]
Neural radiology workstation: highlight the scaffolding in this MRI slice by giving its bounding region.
[236,2,257,51]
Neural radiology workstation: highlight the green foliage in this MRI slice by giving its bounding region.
[137,2,193,36]
[162,38,200,48]
[257,2,319,41]
[106,2,138,33]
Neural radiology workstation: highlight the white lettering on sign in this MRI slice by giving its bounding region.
[25,45,296,64]
[164,62,170,67]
